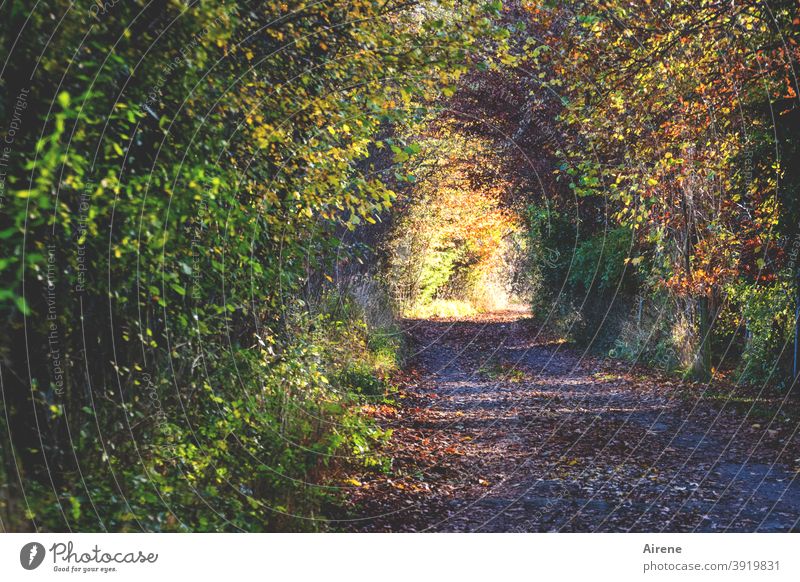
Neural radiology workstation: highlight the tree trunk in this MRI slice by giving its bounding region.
[794,269,800,381]
[692,294,712,380]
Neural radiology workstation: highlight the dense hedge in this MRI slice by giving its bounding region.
[0,0,488,531]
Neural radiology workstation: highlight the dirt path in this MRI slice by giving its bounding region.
[343,311,800,532]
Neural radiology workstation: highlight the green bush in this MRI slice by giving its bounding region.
[338,362,387,398]
[525,205,576,315]
[0,0,483,531]
[568,227,637,295]
[731,278,796,387]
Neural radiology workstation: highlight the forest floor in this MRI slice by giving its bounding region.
[341,310,800,532]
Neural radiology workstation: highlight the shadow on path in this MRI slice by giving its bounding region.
[345,311,800,532]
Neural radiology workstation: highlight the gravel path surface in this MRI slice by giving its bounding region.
[344,311,800,532]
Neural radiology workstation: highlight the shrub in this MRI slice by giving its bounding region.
[731,278,796,387]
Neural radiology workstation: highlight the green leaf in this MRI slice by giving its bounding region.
[57,91,70,109]
[14,296,31,315]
